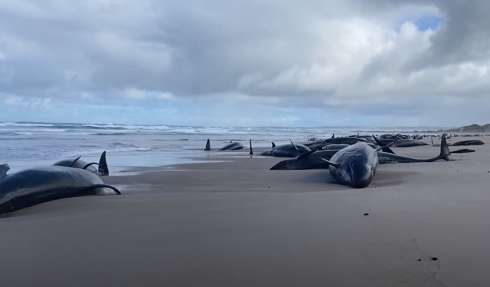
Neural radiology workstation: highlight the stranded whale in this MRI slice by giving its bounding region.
[204,139,245,151]
[0,165,120,215]
[270,134,451,171]
[260,141,311,158]
[218,140,245,151]
[321,142,379,188]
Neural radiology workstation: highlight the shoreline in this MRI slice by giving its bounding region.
[2,134,485,175]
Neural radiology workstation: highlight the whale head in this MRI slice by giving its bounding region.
[348,162,374,188]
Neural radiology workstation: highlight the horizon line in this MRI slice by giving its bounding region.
[0,120,461,130]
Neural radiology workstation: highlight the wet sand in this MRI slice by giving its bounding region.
[1,137,490,286]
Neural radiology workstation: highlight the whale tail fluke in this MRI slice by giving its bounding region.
[438,133,452,161]
[205,139,211,151]
[98,151,109,176]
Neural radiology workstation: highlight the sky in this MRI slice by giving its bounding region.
[0,0,489,127]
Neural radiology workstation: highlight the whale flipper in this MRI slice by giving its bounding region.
[319,157,339,168]
[297,150,316,160]
[0,164,10,178]
[90,183,121,195]
[82,163,99,169]
[375,135,399,151]
[381,146,395,154]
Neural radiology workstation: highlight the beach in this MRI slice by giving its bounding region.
[0,136,489,286]
[2,0,489,285]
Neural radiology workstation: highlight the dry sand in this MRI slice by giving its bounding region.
[1,137,490,286]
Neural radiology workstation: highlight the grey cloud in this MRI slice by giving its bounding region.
[361,0,490,69]
[0,0,490,123]
[418,0,490,67]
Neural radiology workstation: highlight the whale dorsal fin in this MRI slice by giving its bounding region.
[0,164,10,178]
[372,134,385,147]
[205,139,211,151]
[98,151,109,176]
[439,133,452,161]
[331,134,335,138]
[290,140,299,151]
[69,156,82,167]
[272,142,276,148]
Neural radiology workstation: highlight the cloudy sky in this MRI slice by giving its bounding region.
[0,0,489,127]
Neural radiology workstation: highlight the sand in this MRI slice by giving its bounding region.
[1,137,489,286]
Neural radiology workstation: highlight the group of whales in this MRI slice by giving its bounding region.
[206,133,479,189]
[367,133,484,147]
[0,151,120,216]
[0,132,481,215]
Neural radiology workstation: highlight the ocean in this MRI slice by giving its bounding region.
[0,121,439,174]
